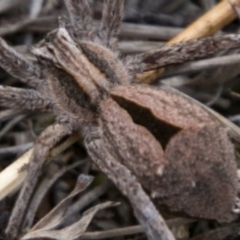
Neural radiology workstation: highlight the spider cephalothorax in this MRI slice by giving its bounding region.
[1,1,240,239]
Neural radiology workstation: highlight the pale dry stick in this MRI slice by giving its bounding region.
[0,132,79,201]
[81,218,196,240]
[169,0,240,43]
[137,0,240,84]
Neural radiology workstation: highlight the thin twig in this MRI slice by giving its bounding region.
[81,218,196,239]
[0,114,26,140]
[163,54,240,78]
[0,143,33,157]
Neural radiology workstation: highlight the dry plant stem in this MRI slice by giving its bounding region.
[81,218,196,239]
[163,54,240,77]
[169,0,240,43]
[6,123,70,238]
[0,109,23,121]
[86,139,175,240]
[0,132,79,202]
[25,19,182,41]
[0,114,26,140]
[120,23,182,41]
[138,0,240,83]
[0,143,33,157]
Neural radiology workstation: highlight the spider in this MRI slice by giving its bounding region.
[0,0,240,239]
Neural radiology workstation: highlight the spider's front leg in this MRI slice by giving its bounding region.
[5,123,71,240]
[0,38,44,90]
[98,0,124,50]
[0,85,52,111]
[85,133,175,240]
[64,0,94,41]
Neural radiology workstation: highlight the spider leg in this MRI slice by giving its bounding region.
[64,0,94,41]
[86,137,175,240]
[0,86,52,111]
[97,0,124,51]
[5,123,71,240]
[123,34,240,80]
[0,38,44,90]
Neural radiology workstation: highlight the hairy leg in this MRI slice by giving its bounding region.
[123,34,240,80]
[0,38,44,89]
[86,137,175,240]
[64,0,94,41]
[98,0,124,51]
[0,86,52,111]
[5,123,71,240]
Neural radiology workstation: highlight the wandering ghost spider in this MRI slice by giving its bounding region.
[0,0,240,239]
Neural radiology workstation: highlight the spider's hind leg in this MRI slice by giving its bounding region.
[64,0,94,41]
[97,0,124,51]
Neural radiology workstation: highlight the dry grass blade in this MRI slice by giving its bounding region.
[22,200,119,240]
[28,174,94,232]
[24,161,86,229]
